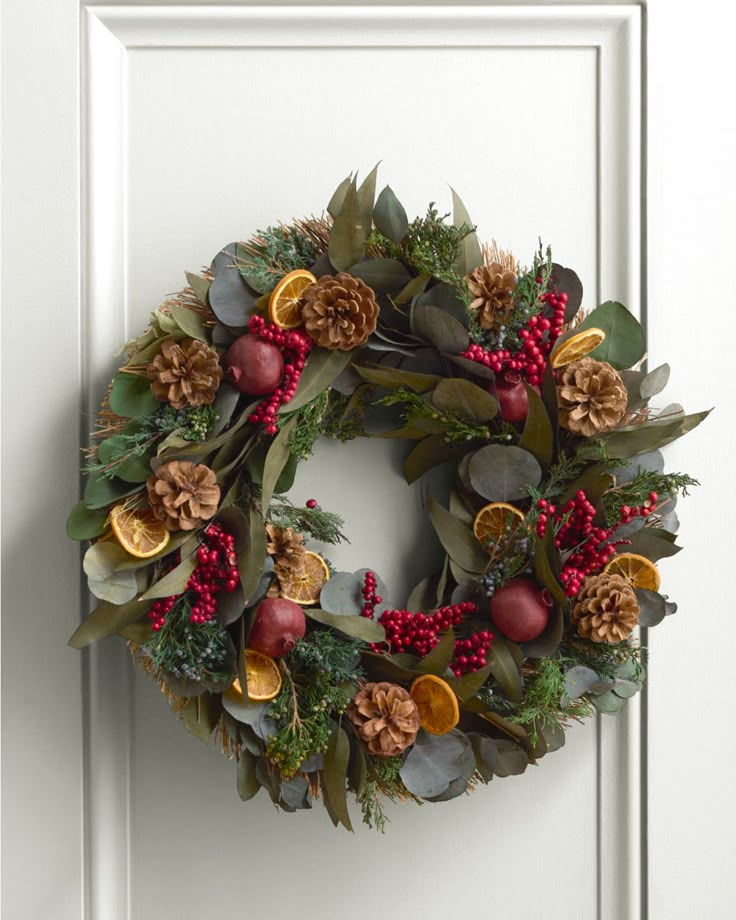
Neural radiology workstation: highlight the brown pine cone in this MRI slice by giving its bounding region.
[301,273,379,350]
[557,357,627,437]
[348,681,420,757]
[146,460,220,531]
[572,573,640,643]
[147,337,222,409]
[467,262,517,330]
[265,524,307,597]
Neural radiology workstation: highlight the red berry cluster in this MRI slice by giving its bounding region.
[373,603,478,659]
[536,490,658,596]
[450,632,493,678]
[461,288,567,385]
[246,315,312,435]
[359,570,384,617]
[148,523,240,631]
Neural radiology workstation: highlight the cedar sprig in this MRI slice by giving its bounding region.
[368,204,474,288]
[356,755,421,833]
[235,217,330,293]
[147,597,233,689]
[269,496,348,545]
[377,387,493,444]
[266,631,363,778]
[84,404,219,479]
[602,470,699,526]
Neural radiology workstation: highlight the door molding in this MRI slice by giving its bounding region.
[81,6,641,918]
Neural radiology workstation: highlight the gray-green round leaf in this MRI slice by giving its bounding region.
[400,730,475,799]
[579,301,646,370]
[468,444,542,501]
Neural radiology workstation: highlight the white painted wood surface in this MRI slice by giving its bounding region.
[3,3,729,919]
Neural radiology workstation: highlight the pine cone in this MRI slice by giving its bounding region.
[265,524,307,597]
[557,357,627,437]
[467,262,517,330]
[301,273,379,351]
[147,337,222,409]
[348,682,420,757]
[572,573,640,643]
[146,460,220,531]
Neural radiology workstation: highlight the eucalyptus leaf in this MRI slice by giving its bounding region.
[488,635,523,702]
[327,174,352,219]
[579,301,645,370]
[407,574,441,613]
[447,660,493,702]
[562,666,600,704]
[468,733,498,782]
[66,502,108,540]
[68,594,151,648]
[261,416,297,513]
[349,258,411,292]
[446,355,495,380]
[182,693,221,743]
[323,726,353,831]
[428,496,487,574]
[450,188,482,275]
[415,628,455,676]
[400,729,475,799]
[548,264,583,322]
[240,504,267,605]
[168,303,207,341]
[640,363,670,399]
[623,528,682,561]
[519,386,554,469]
[306,608,385,643]
[356,163,380,226]
[109,372,158,418]
[237,750,261,801]
[141,554,197,600]
[493,740,529,777]
[185,271,211,307]
[373,185,408,242]
[468,444,542,502]
[280,775,312,810]
[354,363,441,393]
[405,436,468,484]
[329,179,366,271]
[83,542,139,603]
[284,347,351,412]
[635,588,668,627]
[591,690,627,714]
[209,243,257,326]
[413,305,469,355]
[432,378,498,422]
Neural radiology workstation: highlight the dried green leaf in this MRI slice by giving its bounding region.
[373,185,409,242]
[579,301,645,370]
[432,378,498,422]
[427,495,487,574]
[109,372,158,418]
[323,726,353,831]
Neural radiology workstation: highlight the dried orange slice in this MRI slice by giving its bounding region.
[473,502,526,552]
[109,503,170,558]
[551,327,606,368]
[604,553,661,592]
[411,674,460,736]
[279,550,330,606]
[230,649,282,702]
[268,269,316,329]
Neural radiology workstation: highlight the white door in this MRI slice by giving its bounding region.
[2,3,733,919]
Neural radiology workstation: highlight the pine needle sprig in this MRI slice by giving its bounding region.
[283,389,367,461]
[357,755,420,833]
[235,217,331,292]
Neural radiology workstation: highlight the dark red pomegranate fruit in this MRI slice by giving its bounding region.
[491,372,528,423]
[248,597,306,657]
[489,577,552,642]
[224,335,284,396]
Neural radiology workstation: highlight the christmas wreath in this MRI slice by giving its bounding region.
[68,168,708,830]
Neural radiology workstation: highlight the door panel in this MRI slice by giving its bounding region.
[2,5,645,919]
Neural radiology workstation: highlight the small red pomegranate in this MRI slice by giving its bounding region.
[491,372,528,423]
[224,335,284,396]
[489,577,552,642]
[248,597,306,657]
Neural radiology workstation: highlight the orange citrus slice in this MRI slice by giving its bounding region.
[268,269,316,329]
[551,327,606,368]
[411,674,460,736]
[109,503,170,558]
[229,649,282,702]
[279,550,330,606]
[604,552,661,592]
[473,502,526,552]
